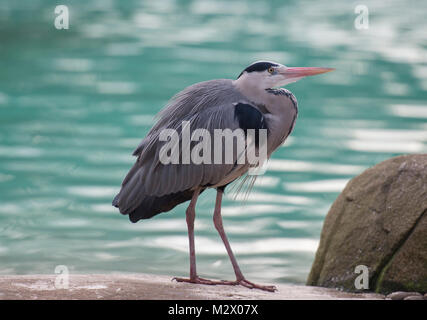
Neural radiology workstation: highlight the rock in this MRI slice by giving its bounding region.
[0,274,384,300]
[403,295,424,300]
[386,291,422,300]
[307,154,427,294]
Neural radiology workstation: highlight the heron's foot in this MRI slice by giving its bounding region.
[235,278,277,292]
[172,276,234,286]
[172,276,276,292]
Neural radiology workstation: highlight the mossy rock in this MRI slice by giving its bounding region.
[307,154,427,294]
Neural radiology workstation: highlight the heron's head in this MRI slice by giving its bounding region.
[236,61,334,89]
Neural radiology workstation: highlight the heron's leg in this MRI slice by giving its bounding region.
[173,188,231,285]
[178,187,200,280]
[213,189,277,292]
[212,189,244,280]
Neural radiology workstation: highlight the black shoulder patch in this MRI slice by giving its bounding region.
[237,61,279,78]
[234,103,268,147]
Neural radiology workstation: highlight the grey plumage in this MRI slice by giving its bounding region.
[112,61,333,291]
[112,61,335,220]
[113,72,298,222]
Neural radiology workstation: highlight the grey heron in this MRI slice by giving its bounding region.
[112,61,333,292]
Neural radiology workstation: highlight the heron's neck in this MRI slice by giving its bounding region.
[233,78,271,108]
[233,79,289,116]
[233,78,298,151]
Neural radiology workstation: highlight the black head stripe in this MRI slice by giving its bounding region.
[237,61,279,79]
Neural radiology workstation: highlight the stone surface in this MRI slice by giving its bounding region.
[307,154,427,294]
[386,291,422,300]
[0,274,385,300]
[403,295,424,300]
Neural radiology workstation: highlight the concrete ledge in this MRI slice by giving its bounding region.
[0,274,385,300]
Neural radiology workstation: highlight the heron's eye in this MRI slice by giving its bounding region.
[268,67,274,74]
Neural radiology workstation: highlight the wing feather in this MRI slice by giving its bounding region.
[113,80,265,215]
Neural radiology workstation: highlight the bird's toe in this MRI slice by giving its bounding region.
[238,279,277,292]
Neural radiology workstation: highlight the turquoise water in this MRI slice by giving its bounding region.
[0,0,426,284]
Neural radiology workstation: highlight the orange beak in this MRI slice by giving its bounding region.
[279,67,335,78]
